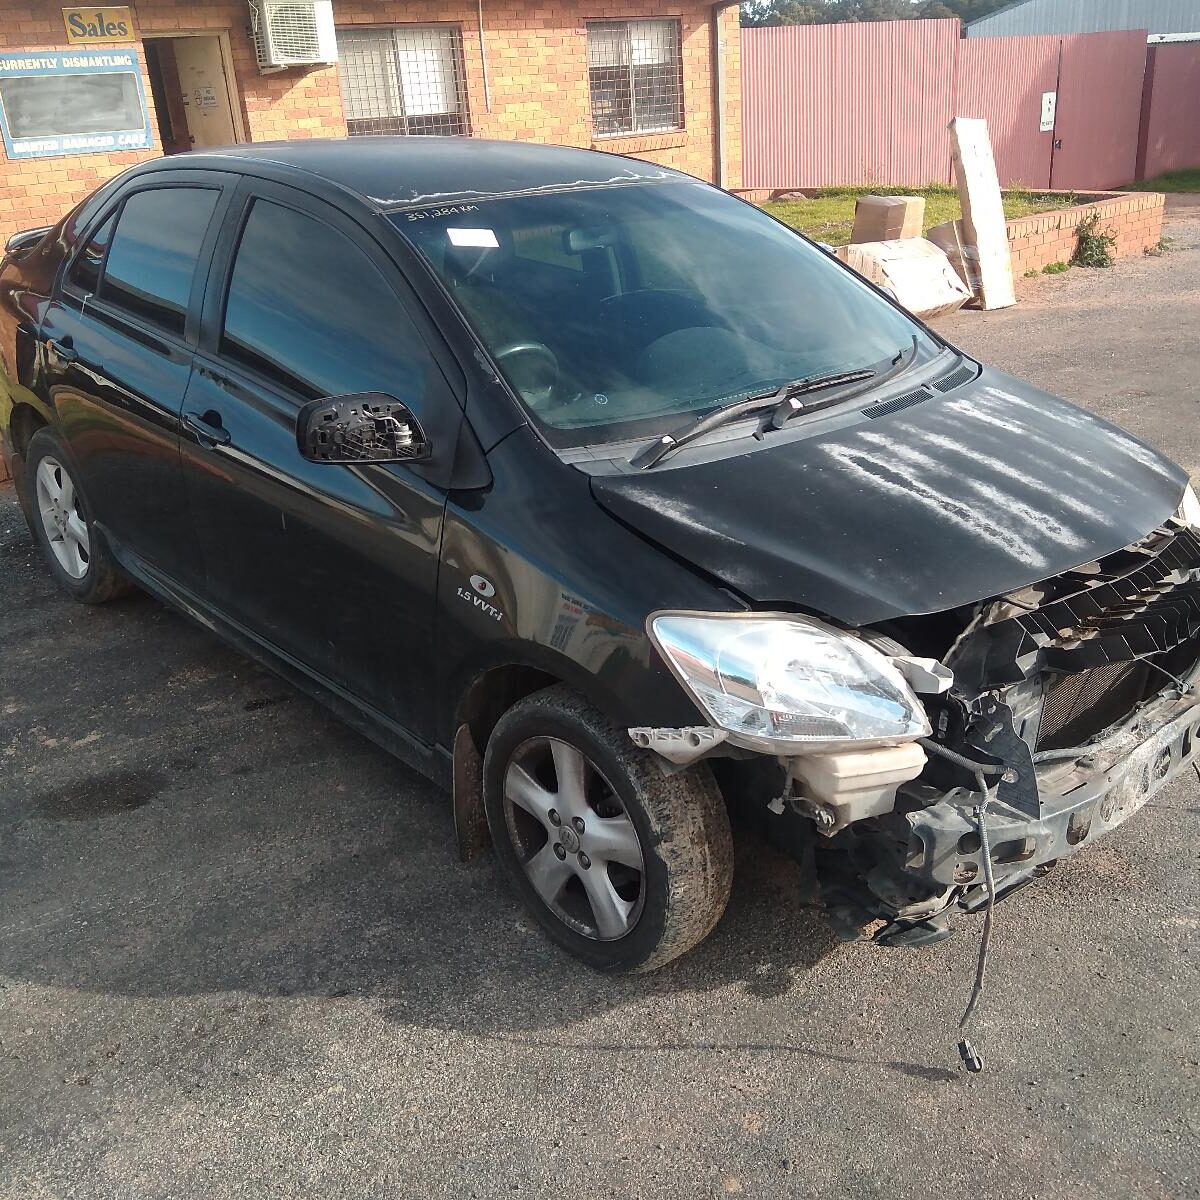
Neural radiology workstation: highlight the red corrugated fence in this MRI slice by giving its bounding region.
[741,21,1194,193]
[957,35,1059,190]
[740,20,959,190]
[1051,31,1149,189]
[1138,41,1200,179]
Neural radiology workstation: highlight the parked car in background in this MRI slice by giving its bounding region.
[3,139,1198,974]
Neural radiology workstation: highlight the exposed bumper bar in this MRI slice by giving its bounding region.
[906,687,1200,888]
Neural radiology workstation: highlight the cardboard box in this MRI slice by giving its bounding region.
[836,238,971,320]
[949,118,1015,310]
[851,195,926,244]
[926,217,981,297]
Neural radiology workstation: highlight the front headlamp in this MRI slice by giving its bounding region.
[649,612,931,754]
[1176,483,1200,530]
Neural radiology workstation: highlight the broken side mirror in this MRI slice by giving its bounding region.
[4,225,52,256]
[297,392,431,464]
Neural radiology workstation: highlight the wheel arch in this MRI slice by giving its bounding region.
[456,661,562,755]
[10,399,49,458]
[5,401,52,517]
[447,636,653,750]
[447,650,638,863]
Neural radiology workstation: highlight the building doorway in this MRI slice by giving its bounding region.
[144,34,242,153]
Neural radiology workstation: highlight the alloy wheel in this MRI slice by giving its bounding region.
[35,456,90,580]
[503,737,646,941]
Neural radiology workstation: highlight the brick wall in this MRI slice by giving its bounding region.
[0,0,740,244]
[334,0,741,186]
[0,0,346,241]
[1006,191,1166,276]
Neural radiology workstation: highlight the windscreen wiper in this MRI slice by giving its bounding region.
[630,368,876,469]
[767,336,919,431]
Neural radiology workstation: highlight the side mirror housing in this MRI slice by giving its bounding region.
[4,225,52,256]
[297,392,431,464]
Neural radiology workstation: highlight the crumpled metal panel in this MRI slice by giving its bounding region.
[951,525,1200,692]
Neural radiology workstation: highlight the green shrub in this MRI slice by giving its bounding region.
[1072,213,1116,268]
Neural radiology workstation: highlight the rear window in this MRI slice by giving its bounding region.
[97,187,219,335]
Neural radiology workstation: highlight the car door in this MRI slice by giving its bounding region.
[37,172,234,588]
[179,179,463,744]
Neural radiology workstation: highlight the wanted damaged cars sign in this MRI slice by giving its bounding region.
[0,50,153,159]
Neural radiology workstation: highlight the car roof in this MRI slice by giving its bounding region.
[164,137,689,211]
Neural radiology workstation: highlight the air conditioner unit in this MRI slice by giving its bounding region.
[250,0,338,72]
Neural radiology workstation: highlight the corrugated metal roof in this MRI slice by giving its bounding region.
[966,0,1200,37]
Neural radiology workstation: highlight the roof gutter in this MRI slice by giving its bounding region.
[711,0,740,190]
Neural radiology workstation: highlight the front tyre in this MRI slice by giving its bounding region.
[483,686,733,973]
[23,428,131,604]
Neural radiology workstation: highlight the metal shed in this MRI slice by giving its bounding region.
[966,0,1200,38]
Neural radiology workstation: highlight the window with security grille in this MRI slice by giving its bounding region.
[336,26,469,137]
[587,20,683,138]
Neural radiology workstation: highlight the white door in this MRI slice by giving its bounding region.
[173,36,237,148]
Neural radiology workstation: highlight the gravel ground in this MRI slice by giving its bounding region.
[1,211,1198,1200]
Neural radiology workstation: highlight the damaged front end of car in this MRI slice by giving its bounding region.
[634,515,1200,949]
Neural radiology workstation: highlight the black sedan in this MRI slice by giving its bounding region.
[3,138,1197,983]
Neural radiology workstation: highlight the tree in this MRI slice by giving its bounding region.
[741,1,826,24]
[740,0,1013,25]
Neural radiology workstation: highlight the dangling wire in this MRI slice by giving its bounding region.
[1145,659,1190,694]
[917,738,1006,1073]
[957,765,998,1072]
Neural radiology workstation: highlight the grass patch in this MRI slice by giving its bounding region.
[1042,260,1070,274]
[1124,167,1200,193]
[762,183,1074,246]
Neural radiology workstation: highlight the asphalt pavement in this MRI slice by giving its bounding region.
[1,209,1198,1200]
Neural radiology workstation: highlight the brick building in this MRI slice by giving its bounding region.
[0,0,743,245]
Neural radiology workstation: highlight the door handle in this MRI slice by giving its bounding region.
[46,337,77,365]
[183,409,232,447]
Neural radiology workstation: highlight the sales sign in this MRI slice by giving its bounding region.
[62,7,137,44]
[0,51,153,159]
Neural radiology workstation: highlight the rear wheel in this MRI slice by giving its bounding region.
[23,429,131,604]
[483,685,733,972]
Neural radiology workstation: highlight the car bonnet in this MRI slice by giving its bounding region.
[589,368,1189,624]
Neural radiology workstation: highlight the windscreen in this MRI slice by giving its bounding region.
[392,180,930,449]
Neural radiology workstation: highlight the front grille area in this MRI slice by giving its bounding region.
[1036,660,1152,751]
[1027,529,1200,673]
[951,526,1200,697]
[947,525,1200,754]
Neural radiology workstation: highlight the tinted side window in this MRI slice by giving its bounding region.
[68,212,115,294]
[221,199,430,403]
[100,187,219,335]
